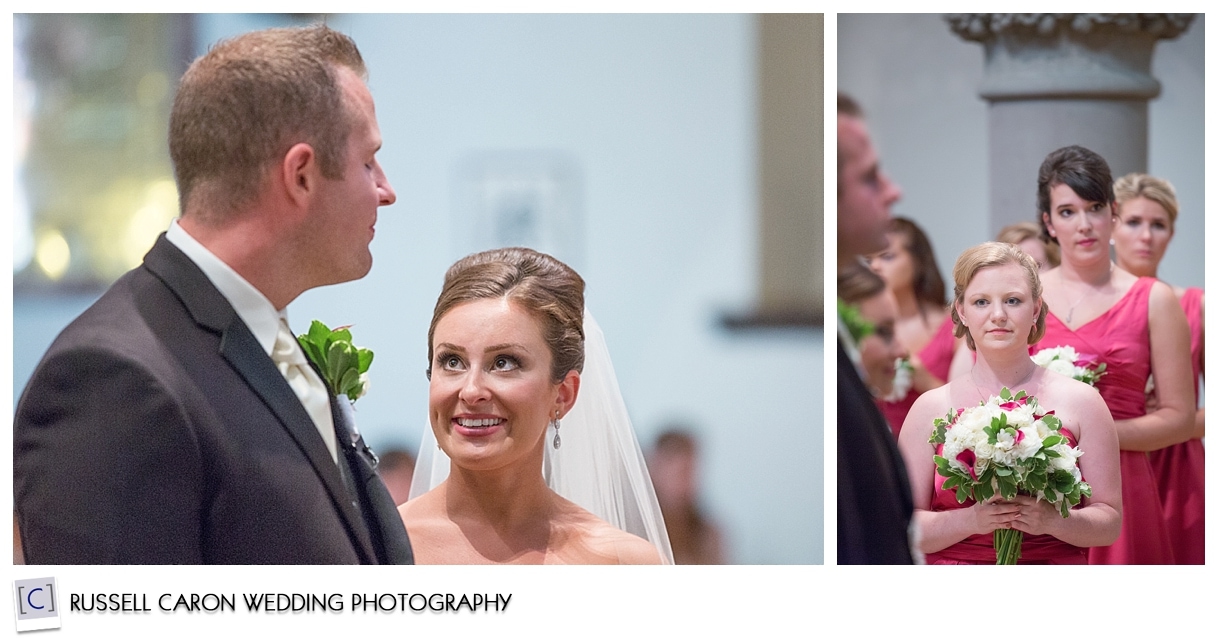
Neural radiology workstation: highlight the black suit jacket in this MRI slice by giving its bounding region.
[837,339,915,564]
[14,235,413,564]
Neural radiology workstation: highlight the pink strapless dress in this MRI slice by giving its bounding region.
[879,314,955,439]
[1032,277,1174,564]
[1147,287,1204,564]
[925,428,1087,565]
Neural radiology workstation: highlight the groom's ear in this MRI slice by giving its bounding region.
[555,370,581,417]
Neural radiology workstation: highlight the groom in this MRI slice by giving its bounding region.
[836,93,915,564]
[14,25,413,564]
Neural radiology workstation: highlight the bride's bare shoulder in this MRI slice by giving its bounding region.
[557,500,663,565]
[397,488,446,528]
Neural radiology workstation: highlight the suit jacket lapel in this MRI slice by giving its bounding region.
[329,395,415,565]
[141,234,377,563]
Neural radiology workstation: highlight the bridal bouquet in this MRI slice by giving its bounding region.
[1031,345,1106,387]
[929,388,1092,564]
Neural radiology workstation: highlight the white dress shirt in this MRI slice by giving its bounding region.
[165,220,339,463]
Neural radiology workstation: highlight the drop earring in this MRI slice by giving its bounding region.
[551,410,562,449]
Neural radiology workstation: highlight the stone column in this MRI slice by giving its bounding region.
[947,13,1193,235]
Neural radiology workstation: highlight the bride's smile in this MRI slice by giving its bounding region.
[429,296,577,471]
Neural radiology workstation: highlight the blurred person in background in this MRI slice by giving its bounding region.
[377,448,417,507]
[649,428,725,564]
[868,217,961,437]
[838,260,909,407]
[996,221,1060,272]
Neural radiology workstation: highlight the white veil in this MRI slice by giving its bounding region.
[409,311,674,564]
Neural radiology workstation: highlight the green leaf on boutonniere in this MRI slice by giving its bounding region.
[297,319,374,401]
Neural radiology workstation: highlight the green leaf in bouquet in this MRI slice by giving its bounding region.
[999,387,1013,401]
[1042,434,1064,448]
[984,421,1000,445]
[1043,448,1060,458]
[995,467,1012,477]
[1053,471,1076,493]
[1013,389,1027,401]
[997,474,1017,500]
[1041,413,1062,430]
[1026,472,1046,492]
[930,416,950,445]
[933,455,951,476]
[1044,487,1057,502]
[954,485,968,503]
[975,479,994,503]
[357,348,374,373]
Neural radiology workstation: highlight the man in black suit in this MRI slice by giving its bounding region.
[836,93,916,564]
[14,25,412,564]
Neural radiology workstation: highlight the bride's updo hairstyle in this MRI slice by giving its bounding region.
[950,242,1047,351]
[427,247,586,383]
[1036,145,1116,245]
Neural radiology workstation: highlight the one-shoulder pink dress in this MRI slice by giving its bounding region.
[925,428,1088,565]
[1031,276,1174,564]
[1147,287,1204,564]
[880,314,955,439]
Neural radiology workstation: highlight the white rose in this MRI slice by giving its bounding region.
[1047,359,1077,377]
[1049,445,1082,471]
[974,441,996,463]
[1031,350,1056,366]
[1013,427,1043,459]
[990,447,1016,468]
[1007,404,1035,428]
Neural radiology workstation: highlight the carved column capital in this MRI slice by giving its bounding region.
[947,13,1195,101]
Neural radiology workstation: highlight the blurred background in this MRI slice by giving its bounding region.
[11,14,822,564]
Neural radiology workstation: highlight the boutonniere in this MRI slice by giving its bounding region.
[297,320,373,402]
[837,298,875,344]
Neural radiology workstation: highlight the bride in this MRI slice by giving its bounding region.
[399,247,671,564]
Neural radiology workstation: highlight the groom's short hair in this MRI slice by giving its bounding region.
[169,24,366,223]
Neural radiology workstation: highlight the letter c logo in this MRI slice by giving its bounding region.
[27,587,45,610]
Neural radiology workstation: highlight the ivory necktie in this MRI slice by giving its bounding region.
[272,319,338,464]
